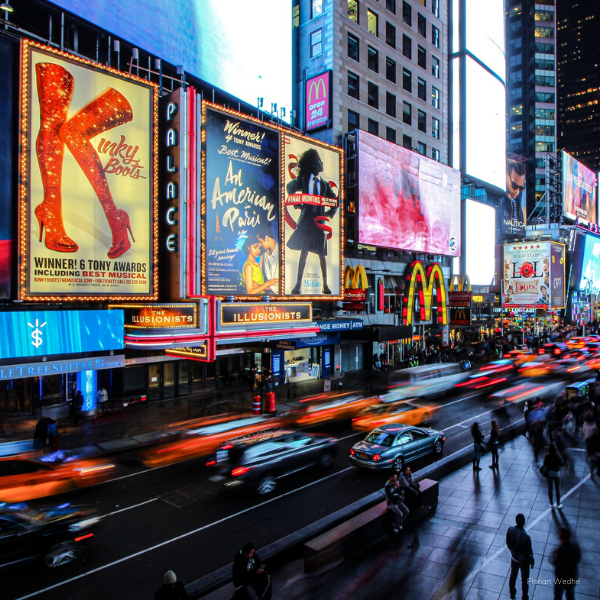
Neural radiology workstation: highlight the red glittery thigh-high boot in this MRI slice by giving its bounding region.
[34,63,78,252]
[59,88,135,259]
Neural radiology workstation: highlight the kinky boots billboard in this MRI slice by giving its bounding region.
[19,41,158,301]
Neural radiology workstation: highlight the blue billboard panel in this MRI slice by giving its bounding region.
[0,310,124,359]
[579,236,600,292]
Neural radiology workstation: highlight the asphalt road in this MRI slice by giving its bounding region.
[4,379,559,600]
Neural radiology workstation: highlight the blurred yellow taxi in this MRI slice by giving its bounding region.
[0,454,114,503]
[294,393,375,426]
[518,359,552,377]
[351,400,438,432]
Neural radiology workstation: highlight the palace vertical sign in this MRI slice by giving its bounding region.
[305,71,331,132]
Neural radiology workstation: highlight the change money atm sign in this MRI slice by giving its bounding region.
[305,71,331,132]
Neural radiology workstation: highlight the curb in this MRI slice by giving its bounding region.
[186,419,527,599]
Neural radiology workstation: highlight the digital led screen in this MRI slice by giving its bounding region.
[20,42,157,301]
[50,0,292,123]
[358,131,461,256]
[465,200,496,285]
[563,151,597,225]
[502,242,565,308]
[465,0,506,79]
[465,57,506,189]
[579,235,600,292]
[0,309,124,360]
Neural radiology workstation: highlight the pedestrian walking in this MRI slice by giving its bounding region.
[582,410,598,476]
[542,443,564,509]
[489,420,500,469]
[471,422,485,471]
[97,386,110,416]
[46,418,59,451]
[384,473,409,533]
[506,513,535,600]
[33,417,49,450]
[551,528,581,600]
[154,570,188,600]
[232,542,272,600]
[531,418,545,464]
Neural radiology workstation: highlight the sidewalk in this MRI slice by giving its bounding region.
[0,368,390,454]
[218,435,599,600]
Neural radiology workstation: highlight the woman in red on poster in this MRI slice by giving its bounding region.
[286,148,338,295]
[34,62,135,259]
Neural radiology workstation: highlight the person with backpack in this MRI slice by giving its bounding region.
[384,473,409,533]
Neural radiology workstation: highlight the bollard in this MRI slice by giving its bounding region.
[252,395,262,415]
[265,391,276,414]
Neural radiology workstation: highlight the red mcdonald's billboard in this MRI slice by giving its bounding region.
[305,71,331,132]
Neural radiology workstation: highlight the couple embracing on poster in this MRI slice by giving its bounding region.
[242,223,280,295]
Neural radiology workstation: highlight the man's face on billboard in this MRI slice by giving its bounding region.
[507,168,525,200]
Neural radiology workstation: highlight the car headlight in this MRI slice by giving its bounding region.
[68,517,100,532]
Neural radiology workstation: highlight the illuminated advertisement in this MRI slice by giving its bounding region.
[502,242,565,308]
[283,133,343,297]
[49,0,292,124]
[465,200,496,285]
[402,261,448,326]
[0,309,124,360]
[19,42,158,300]
[465,0,505,78]
[108,303,198,329]
[563,151,597,225]
[219,302,312,327]
[305,72,331,132]
[579,235,600,292]
[499,157,527,236]
[202,104,280,296]
[358,131,461,256]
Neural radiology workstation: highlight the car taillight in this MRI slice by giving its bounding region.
[372,454,382,461]
[206,460,216,467]
[231,466,251,477]
[221,444,233,450]
[350,448,356,455]
[554,349,560,355]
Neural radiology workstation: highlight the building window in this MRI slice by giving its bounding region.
[535,58,554,71]
[418,45,426,69]
[368,118,379,136]
[348,109,360,131]
[368,46,379,72]
[432,56,440,78]
[432,86,439,109]
[386,0,396,14]
[402,34,412,59]
[368,81,379,108]
[312,0,323,18]
[418,0,426,5]
[432,0,439,18]
[432,147,440,161]
[386,21,396,48]
[432,25,440,48]
[534,42,554,55]
[403,134,412,149]
[386,126,396,143]
[418,77,426,100]
[348,0,359,23]
[535,11,555,21]
[535,27,554,38]
[402,1,411,26]
[535,92,555,103]
[386,92,396,118]
[418,14,426,38]
[535,74,555,87]
[368,10,378,36]
[403,68,412,92]
[348,71,360,99]
[418,109,426,132]
[293,4,300,27]
[432,117,440,139]
[417,141,426,155]
[348,33,359,61]
[535,107,554,120]
[386,57,396,83]
[403,101,412,125]
[310,29,323,58]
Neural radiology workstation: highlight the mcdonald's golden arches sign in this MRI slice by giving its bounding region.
[402,261,448,326]
[344,265,369,302]
[305,71,331,132]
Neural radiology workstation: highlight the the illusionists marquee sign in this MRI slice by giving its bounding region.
[19,41,158,301]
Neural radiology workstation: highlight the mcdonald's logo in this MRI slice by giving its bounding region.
[305,72,330,132]
[449,274,472,292]
[402,261,448,326]
[344,265,369,302]
[450,308,471,326]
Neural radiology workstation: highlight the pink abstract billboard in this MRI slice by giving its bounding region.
[358,131,461,256]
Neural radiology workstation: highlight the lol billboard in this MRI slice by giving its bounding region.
[502,242,565,309]
[358,131,461,256]
[19,42,158,300]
